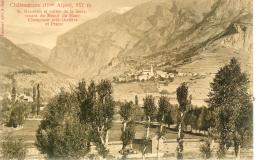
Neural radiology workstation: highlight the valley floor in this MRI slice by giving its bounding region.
[0,120,253,160]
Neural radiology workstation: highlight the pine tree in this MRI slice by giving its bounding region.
[208,58,252,159]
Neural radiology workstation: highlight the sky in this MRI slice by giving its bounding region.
[4,0,152,48]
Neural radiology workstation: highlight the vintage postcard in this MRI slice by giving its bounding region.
[0,0,253,159]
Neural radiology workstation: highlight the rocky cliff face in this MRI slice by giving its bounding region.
[221,22,252,53]
[219,21,253,74]
[48,0,252,80]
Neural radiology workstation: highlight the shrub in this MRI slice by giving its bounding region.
[200,139,212,159]
[0,97,11,126]
[7,101,30,128]
[160,89,169,95]
[1,135,27,160]
[216,145,226,159]
[0,98,31,127]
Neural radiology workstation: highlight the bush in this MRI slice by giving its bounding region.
[36,92,90,159]
[7,101,30,128]
[0,97,11,126]
[200,139,212,159]
[216,145,226,159]
[160,89,169,95]
[1,135,27,160]
[37,119,89,159]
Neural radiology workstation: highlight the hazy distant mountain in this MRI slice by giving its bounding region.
[48,0,252,80]
[0,37,74,98]
[18,43,51,63]
[0,37,52,74]
[0,36,73,78]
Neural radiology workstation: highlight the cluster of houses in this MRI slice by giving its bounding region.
[0,92,33,103]
[137,65,175,81]
[114,65,204,83]
[17,93,34,102]
[0,91,47,116]
[114,65,174,82]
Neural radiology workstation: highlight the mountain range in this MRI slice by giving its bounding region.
[47,0,252,80]
[0,37,52,74]
[18,43,51,63]
[0,36,73,98]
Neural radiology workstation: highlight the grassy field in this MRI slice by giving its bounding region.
[0,120,252,159]
[110,122,204,141]
[112,78,211,107]
[0,120,40,142]
[0,120,204,143]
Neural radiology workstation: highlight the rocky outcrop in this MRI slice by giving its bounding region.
[221,22,252,53]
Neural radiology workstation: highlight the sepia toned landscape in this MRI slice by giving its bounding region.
[0,0,253,159]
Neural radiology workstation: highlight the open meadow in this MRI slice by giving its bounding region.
[0,120,252,159]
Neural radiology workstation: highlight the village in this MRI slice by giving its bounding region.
[113,65,207,83]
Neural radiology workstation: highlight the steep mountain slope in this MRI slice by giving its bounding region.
[0,37,74,98]
[48,0,252,80]
[97,0,252,80]
[0,37,53,73]
[18,43,51,63]
[48,0,208,78]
